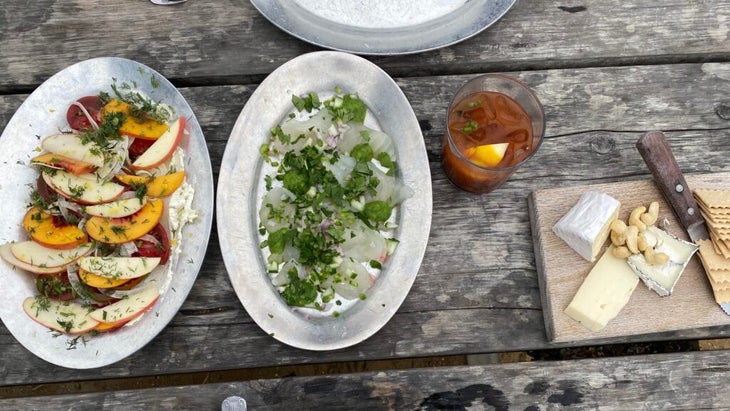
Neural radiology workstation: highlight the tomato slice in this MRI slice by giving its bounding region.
[36,274,75,301]
[132,223,171,265]
[128,138,155,162]
[66,95,103,131]
[36,174,57,205]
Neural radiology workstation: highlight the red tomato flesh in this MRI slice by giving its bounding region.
[66,96,103,131]
[132,223,171,265]
[128,138,155,161]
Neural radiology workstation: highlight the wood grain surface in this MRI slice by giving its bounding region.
[531,172,730,343]
[3,349,730,410]
[1,0,730,405]
[1,62,730,387]
[0,1,728,91]
[0,61,727,387]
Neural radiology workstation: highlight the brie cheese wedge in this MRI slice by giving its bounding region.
[553,191,621,262]
[627,226,699,296]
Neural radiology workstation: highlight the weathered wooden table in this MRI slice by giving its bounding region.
[1,1,729,409]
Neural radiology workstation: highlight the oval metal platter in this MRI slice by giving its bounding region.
[217,51,432,350]
[0,57,214,368]
[250,0,517,55]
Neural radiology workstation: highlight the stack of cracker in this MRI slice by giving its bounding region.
[694,188,730,304]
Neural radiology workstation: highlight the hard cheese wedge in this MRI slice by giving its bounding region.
[564,245,639,331]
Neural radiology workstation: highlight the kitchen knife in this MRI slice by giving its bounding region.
[636,131,730,315]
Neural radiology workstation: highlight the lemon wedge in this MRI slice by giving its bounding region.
[465,143,509,167]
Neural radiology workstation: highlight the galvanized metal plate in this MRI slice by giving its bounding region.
[250,0,517,55]
[0,57,214,368]
[217,51,432,350]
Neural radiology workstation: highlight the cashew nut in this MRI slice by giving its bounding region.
[612,245,633,259]
[644,246,670,265]
[604,201,664,261]
[610,219,628,246]
[637,233,649,252]
[629,206,647,232]
[625,225,640,254]
[641,201,659,226]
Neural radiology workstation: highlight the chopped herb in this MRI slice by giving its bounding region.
[350,143,373,163]
[281,270,317,307]
[69,184,86,199]
[461,120,479,134]
[109,79,173,122]
[292,92,320,113]
[129,181,148,200]
[57,319,74,333]
[363,200,392,223]
[326,94,367,124]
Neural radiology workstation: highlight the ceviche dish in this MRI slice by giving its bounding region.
[259,88,412,315]
[0,81,198,338]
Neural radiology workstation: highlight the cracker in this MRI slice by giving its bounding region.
[712,287,730,304]
[699,203,730,217]
[708,226,730,242]
[695,189,730,208]
[702,262,730,285]
[710,231,730,259]
[701,210,730,225]
[711,235,723,255]
[697,240,730,275]
[706,219,730,231]
[706,266,730,290]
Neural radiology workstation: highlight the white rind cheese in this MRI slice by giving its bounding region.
[626,226,699,296]
[553,191,621,262]
[564,245,639,331]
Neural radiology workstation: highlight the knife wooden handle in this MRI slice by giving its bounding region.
[636,131,704,231]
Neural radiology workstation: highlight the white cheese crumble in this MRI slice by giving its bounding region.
[168,181,198,259]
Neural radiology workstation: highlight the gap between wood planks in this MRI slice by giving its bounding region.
[2,339,729,399]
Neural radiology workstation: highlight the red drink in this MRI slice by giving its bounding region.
[442,75,544,193]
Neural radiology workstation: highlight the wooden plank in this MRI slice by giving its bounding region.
[531,173,730,343]
[3,350,730,410]
[1,63,730,386]
[0,1,728,90]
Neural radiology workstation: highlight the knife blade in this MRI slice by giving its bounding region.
[636,131,730,315]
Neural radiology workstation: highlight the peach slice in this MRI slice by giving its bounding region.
[23,296,99,335]
[116,171,185,197]
[23,207,88,250]
[85,198,163,244]
[101,99,169,140]
[0,243,67,274]
[89,284,160,324]
[78,268,130,289]
[79,256,160,279]
[93,319,127,332]
[43,170,126,205]
[83,196,147,218]
[41,133,105,168]
[130,117,185,171]
[31,153,97,175]
[11,241,92,268]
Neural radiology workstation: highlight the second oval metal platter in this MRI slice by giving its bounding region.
[217,51,432,350]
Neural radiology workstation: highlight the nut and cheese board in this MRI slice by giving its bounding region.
[529,171,730,343]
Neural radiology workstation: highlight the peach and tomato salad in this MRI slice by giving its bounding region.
[3,86,189,336]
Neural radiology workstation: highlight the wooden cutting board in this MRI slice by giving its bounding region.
[529,172,730,343]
